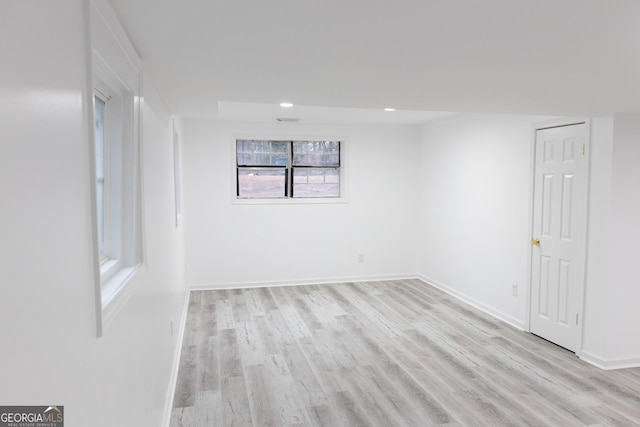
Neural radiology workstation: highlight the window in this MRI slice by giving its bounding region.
[91,0,143,336]
[94,93,107,260]
[91,55,143,329]
[173,124,183,227]
[236,139,341,199]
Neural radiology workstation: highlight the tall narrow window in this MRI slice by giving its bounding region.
[173,127,183,227]
[94,94,107,260]
[91,65,142,331]
[91,0,143,336]
[236,139,341,199]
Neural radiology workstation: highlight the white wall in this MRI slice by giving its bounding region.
[417,113,554,328]
[604,115,640,363]
[582,115,640,368]
[582,116,614,361]
[0,1,186,425]
[183,119,420,287]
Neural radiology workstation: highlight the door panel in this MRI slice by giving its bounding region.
[530,123,587,352]
[538,255,551,317]
[561,174,574,239]
[558,259,571,324]
[541,174,553,236]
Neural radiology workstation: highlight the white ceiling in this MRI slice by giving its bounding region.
[108,0,640,122]
[218,102,458,124]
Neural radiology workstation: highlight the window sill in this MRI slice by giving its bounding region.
[100,264,141,331]
[232,197,348,206]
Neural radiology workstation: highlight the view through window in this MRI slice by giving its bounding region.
[94,94,107,259]
[236,139,341,199]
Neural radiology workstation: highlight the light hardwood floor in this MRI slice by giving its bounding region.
[170,279,640,426]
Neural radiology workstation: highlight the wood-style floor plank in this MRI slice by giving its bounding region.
[171,280,640,426]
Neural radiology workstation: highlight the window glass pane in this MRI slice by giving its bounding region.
[238,168,286,198]
[293,168,340,198]
[94,95,106,256]
[236,139,342,200]
[292,141,340,166]
[237,140,288,166]
[272,141,287,153]
[252,141,269,153]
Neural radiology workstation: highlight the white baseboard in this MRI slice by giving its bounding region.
[417,274,526,331]
[162,290,191,427]
[188,273,417,291]
[580,350,640,370]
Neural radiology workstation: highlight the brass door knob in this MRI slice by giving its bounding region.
[531,238,541,246]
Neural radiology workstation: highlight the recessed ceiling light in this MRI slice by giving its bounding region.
[384,108,396,112]
[280,102,294,108]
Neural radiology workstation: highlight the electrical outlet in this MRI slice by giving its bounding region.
[358,253,365,263]
[512,284,518,297]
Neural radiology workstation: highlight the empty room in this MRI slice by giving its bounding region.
[1,0,640,426]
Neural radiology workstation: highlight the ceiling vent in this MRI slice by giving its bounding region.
[276,117,300,123]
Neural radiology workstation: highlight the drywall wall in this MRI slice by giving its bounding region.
[417,113,554,328]
[0,1,186,425]
[605,115,640,364]
[182,119,420,287]
[581,115,640,368]
[581,116,614,362]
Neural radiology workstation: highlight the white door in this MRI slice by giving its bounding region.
[530,123,588,352]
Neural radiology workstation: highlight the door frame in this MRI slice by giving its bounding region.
[525,117,591,357]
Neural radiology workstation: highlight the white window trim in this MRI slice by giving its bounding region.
[230,135,349,205]
[89,0,144,337]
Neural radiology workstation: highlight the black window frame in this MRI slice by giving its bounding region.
[236,139,341,199]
